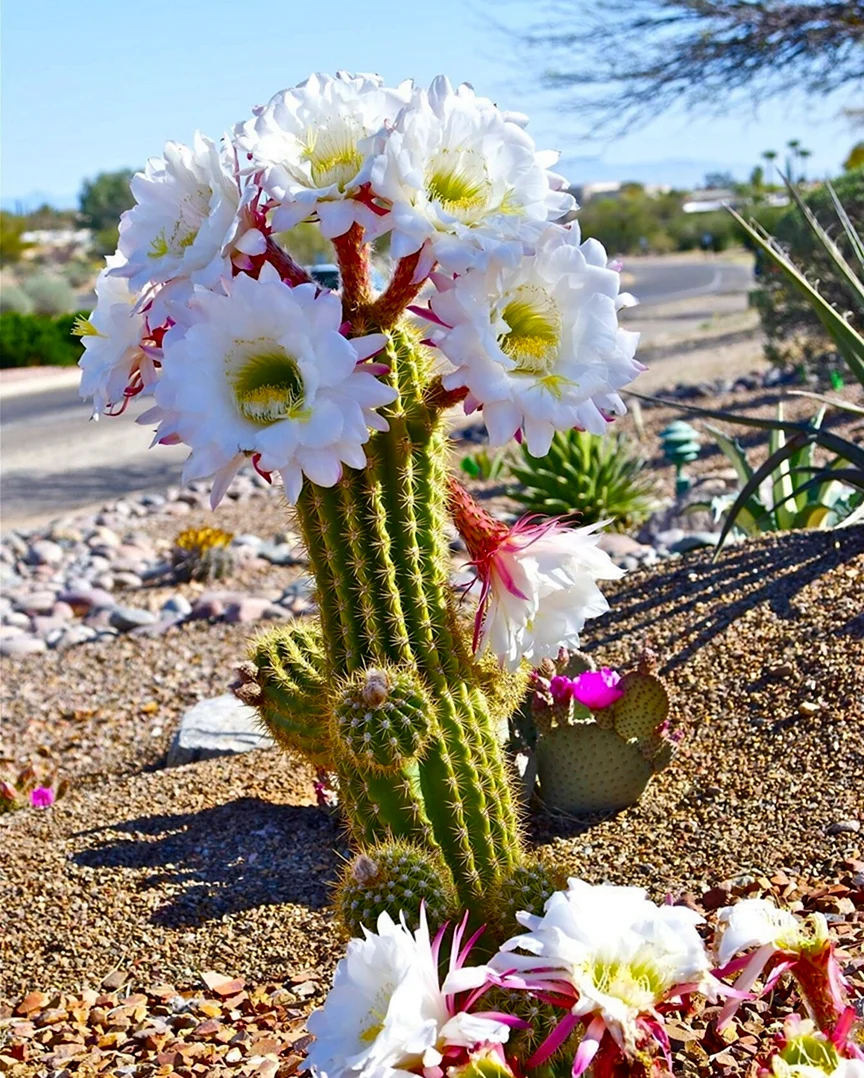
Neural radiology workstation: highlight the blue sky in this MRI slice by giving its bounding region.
[1,0,858,209]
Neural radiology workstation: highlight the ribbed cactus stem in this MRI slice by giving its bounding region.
[290,320,526,922]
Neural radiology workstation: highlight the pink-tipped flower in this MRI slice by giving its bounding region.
[306,907,521,1078]
[448,480,623,670]
[29,786,55,809]
[493,880,721,1078]
[714,899,859,1045]
[570,668,623,710]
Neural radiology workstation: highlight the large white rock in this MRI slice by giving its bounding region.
[166,693,274,767]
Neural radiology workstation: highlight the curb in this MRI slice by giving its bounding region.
[0,367,82,400]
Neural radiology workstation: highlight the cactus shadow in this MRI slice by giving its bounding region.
[72,797,342,929]
[587,527,864,671]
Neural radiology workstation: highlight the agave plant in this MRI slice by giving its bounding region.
[632,174,864,549]
[509,428,658,531]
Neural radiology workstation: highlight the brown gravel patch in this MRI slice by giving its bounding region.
[2,529,862,1068]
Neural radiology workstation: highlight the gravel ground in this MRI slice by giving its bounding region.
[2,530,861,1008]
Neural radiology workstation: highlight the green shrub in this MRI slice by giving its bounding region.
[20,273,77,315]
[754,168,864,379]
[0,283,35,315]
[509,429,659,532]
[0,311,86,368]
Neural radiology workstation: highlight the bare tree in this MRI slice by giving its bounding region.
[520,1,864,133]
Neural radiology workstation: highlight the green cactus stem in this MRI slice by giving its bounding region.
[253,319,528,932]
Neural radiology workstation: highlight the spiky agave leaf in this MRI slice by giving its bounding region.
[509,429,658,532]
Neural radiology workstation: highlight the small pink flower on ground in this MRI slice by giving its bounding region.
[30,786,55,808]
[570,668,623,710]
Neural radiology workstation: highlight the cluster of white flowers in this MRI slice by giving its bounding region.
[78,70,642,510]
[307,888,863,1078]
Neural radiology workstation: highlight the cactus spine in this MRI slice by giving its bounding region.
[252,314,530,932]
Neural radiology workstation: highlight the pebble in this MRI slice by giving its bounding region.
[0,635,48,656]
[161,595,193,617]
[109,607,158,632]
[827,820,861,835]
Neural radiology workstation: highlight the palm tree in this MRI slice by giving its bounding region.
[762,150,778,187]
[798,148,813,182]
[787,138,802,183]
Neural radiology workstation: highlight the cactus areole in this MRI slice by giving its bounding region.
[76,71,643,938]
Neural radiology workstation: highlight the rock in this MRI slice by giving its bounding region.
[257,541,304,566]
[139,493,166,508]
[827,820,860,835]
[669,533,720,554]
[3,611,31,629]
[27,539,65,567]
[112,571,144,589]
[51,601,75,621]
[31,615,69,637]
[224,597,275,623]
[161,595,192,617]
[15,590,58,616]
[109,606,157,632]
[86,526,121,549]
[51,624,98,649]
[1,636,48,657]
[166,693,275,766]
[0,625,26,640]
[596,533,650,558]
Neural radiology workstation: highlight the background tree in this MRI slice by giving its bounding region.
[519,1,864,132]
[78,169,137,256]
[0,212,29,266]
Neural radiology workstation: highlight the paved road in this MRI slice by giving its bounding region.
[622,254,752,305]
[0,256,753,530]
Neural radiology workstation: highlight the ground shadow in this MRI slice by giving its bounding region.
[73,797,342,929]
[587,526,864,673]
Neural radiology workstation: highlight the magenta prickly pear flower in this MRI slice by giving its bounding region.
[570,668,623,711]
[29,786,55,809]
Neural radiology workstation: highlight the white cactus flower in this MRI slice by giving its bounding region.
[495,879,716,1071]
[426,224,642,454]
[306,909,509,1078]
[77,253,156,415]
[237,71,411,239]
[365,76,574,273]
[112,133,240,293]
[146,265,393,507]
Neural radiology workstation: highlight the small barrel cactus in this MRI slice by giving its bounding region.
[335,840,459,937]
[525,651,680,814]
[171,526,235,582]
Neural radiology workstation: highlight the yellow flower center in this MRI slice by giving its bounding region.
[780,1033,840,1074]
[231,349,308,425]
[302,119,366,190]
[149,185,212,260]
[498,286,562,375]
[426,148,492,221]
[586,950,670,1013]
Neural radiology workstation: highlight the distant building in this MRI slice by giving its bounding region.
[20,228,92,249]
[569,182,672,204]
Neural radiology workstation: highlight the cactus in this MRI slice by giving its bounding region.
[171,526,235,582]
[335,840,459,937]
[527,655,680,814]
[250,322,529,935]
[509,428,658,531]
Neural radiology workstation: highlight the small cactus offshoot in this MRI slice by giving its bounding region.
[335,840,459,937]
[0,763,65,812]
[171,526,235,582]
[524,651,680,814]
